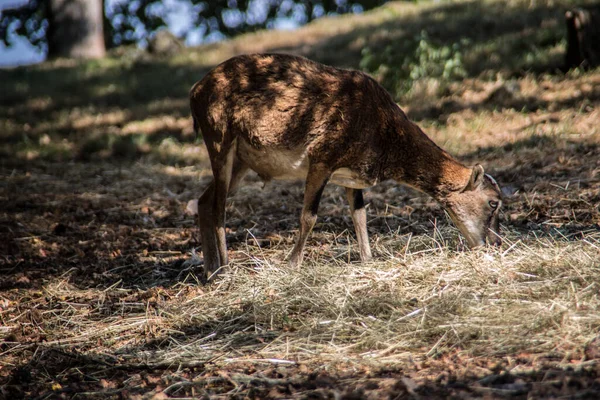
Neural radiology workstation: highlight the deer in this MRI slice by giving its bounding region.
[189,53,503,279]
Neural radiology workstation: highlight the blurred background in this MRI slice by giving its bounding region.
[0,0,386,66]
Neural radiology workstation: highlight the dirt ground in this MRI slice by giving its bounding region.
[2,74,600,399]
[2,1,600,398]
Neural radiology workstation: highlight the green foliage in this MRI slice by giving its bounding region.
[360,30,469,99]
[409,31,469,81]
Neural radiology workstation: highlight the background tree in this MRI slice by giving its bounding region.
[564,6,600,70]
[48,0,105,58]
[0,0,386,59]
[1,0,105,59]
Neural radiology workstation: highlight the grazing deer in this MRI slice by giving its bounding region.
[190,53,502,277]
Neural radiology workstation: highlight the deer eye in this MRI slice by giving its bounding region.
[489,200,499,209]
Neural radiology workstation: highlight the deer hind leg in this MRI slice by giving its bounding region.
[198,153,247,280]
[289,164,331,268]
[197,181,219,275]
[214,153,249,269]
[208,142,238,272]
[345,188,372,262]
[198,119,245,276]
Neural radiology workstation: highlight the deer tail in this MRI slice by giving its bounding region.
[192,115,200,140]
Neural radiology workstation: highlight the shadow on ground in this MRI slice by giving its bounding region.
[2,333,599,399]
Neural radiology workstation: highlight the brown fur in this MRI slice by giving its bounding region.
[190,54,503,279]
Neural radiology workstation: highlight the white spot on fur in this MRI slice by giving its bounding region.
[485,174,499,187]
[463,218,482,239]
[237,140,310,180]
[186,199,198,215]
[330,168,374,189]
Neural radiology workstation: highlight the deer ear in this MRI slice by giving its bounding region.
[464,164,485,191]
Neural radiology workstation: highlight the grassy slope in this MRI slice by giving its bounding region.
[1,0,600,398]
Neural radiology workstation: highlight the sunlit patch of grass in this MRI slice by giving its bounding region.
[148,137,206,166]
[1,1,599,396]
[11,134,75,162]
[121,116,189,136]
[77,132,148,161]
[5,228,597,370]
[70,110,130,130]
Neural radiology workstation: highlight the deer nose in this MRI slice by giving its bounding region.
[487,229,502,247]
[488,234,502,247]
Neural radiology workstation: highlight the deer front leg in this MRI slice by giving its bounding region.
[289,164,331,268]
[345,188,372,262]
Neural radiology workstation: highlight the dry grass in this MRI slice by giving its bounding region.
[2,219,599,396]
[4,227,600,364]
[1,0,600,397]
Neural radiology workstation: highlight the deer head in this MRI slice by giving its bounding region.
[443,165,503,248]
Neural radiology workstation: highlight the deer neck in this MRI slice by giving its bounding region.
[388,122,472,201]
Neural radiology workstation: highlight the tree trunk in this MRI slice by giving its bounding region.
[47,0,106,59]
[565,7,600,70]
